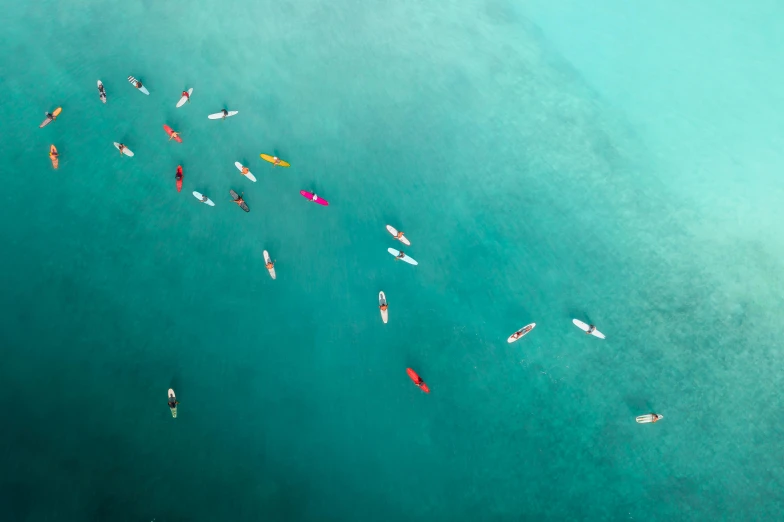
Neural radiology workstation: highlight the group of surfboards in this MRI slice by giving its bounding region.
[38,76,662,422]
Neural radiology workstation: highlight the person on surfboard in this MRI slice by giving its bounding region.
[134,79,144,90]
[395,251,406,260]
[232,192,247,208]
[117,143,127,155]
[273,156,282,166]
[167,395,179,409]
[200,195,209,203]
[586,324,597,335]
[49,148,59,161]
[511,326,532,340]
[241,166,250,175]
[221,109,229,119]
[168,130,181,141]
[394,231,405,240]
[181,90,190,102]
[650,414,662,423]
[265,259,275,270]
[45,111,57,122]
[379,302,388,312]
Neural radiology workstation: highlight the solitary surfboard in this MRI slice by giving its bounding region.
[507,323,536,343]
[113,142,134,157]
[260,154,290,167]
[263,250,276,280]
[379,291,388,324]
[193,191,215,206]
[234,162,257,182]
[176,88,193,108]
[208,110,238,119]
[387,248,418,266]
[572,319,605,339]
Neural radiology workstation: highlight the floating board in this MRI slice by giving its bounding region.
[176,88,193,108]
[192,191,215,206]
[113,142,134,157]
[636,414,663,424]
[507,323,536,343]
[572,319,605,339]
[386,225,411,246]
[263,250,276,280]
[163,124,182,143]
[230,190,249,212]
[175,165,183,193]
[208,110,238,119]
[234,162,257,182]
[97,80,106,103]
[379,291,388,324]
[39,107,62,128]
[260,154,290,167]
[128,75,149,95]
[406,368,430,393]
[299,190,329,206]
[49,145,59,169]
[387,248,418,266]
[168,389,177,418]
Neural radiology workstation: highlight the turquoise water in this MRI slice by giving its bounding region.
[2,0,784,519]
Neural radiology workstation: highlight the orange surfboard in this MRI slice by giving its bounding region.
[49,145,59,169]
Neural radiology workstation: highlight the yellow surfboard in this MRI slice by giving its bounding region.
[52,107,62,118]
[260,154,290,167]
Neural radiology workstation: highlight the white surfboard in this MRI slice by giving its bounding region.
[636,414,663,424]
[168,389,177,418]
[507,322,536,343]
[572,319,605,339]
[192,191,215,206]
[208,110,238,120]
[97,80,106,103]
[235,162,257,182]
[379,291,388,324]
[386,225,411,246]
[387,248,418,266]
[113,142,134,157]
[263,250,276,280]
[176,88,193,108]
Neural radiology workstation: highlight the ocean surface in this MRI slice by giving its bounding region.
[2,0,783,520]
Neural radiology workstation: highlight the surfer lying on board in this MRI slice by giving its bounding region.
[232,193,247,207]
[49,149,59,160]
[134,80,144,90]
[169,130,181,141]
[586,325,597,335]
[650,414,662,423]
[511,326,531,340]
[265,259,275,270]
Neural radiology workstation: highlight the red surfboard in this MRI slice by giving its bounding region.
[300,190,328,206]
[175,165,183,192]
[163,124,182,143]
[406,368,430,393]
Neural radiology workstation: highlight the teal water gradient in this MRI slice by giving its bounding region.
[2,0,784,520]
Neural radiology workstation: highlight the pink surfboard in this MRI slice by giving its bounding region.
[300,190,329,206]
